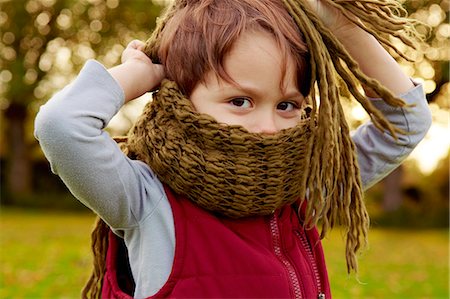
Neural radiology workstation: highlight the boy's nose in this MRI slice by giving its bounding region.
[253,114,278,134]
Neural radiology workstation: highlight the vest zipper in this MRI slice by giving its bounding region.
[269,215,303,299]
[296,229,325,299]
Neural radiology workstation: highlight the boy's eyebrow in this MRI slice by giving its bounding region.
[282,90,303,99]
[212,80,264,97]
[234,82,264,97]
[220,82,302,99]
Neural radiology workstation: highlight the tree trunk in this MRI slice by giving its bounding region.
[3,103,32,202]
[382,165,403,212]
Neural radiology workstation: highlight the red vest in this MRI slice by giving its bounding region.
[102,186,331,298]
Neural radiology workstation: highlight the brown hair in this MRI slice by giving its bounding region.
[155,0,311,96]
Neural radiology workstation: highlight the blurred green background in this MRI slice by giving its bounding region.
[0,0,448,298]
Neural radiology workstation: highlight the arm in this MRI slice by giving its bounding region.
[333,26,414,97]
[307,0,413,96]
[328,10,431,188]
[351,82,431,189]
[308,1,432,188]
[34,41,166,228]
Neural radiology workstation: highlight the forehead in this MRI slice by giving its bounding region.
[205,30,298,93]
[195,30,299,100]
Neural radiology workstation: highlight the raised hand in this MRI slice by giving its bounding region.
[305,0,356,37]
[109,40,165,103]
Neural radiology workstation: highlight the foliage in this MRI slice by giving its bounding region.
[0,0,164,197]
[1,0,164,106]
[1,208,448,298]
[402,0,450,103]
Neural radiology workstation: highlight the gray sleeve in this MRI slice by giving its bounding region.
[353,81,432,190]
[34,60,166,230]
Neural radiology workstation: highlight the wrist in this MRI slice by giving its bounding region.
[108,61,149,103]
[109,60,153,103]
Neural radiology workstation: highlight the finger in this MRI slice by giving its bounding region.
[146,63,165,91]
[127,40,145,51]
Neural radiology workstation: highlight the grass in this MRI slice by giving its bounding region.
[322,227,449,298]
[1,208,448,298]
[1,208,94,299]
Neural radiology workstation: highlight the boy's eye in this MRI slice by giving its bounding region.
[277,101,299,112]
[230,97,252,108]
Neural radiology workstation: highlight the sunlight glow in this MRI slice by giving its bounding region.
[409,123,450,175]
[108,94,150,135]
[351,105,369,121]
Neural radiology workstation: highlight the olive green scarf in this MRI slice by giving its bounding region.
[127,79,316,218]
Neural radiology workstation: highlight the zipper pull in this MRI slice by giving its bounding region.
[318,293,325,299]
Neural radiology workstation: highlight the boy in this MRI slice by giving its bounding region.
[35,0,431,298]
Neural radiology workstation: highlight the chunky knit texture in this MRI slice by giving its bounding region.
[127,80,313,218]
[82,1,422,298]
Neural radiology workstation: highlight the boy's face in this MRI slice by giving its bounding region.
[190,30,304,134]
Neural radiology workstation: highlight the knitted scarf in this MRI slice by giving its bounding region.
[126,79,315,218]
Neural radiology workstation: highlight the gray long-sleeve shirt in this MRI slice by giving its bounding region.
[34,60,431,298]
